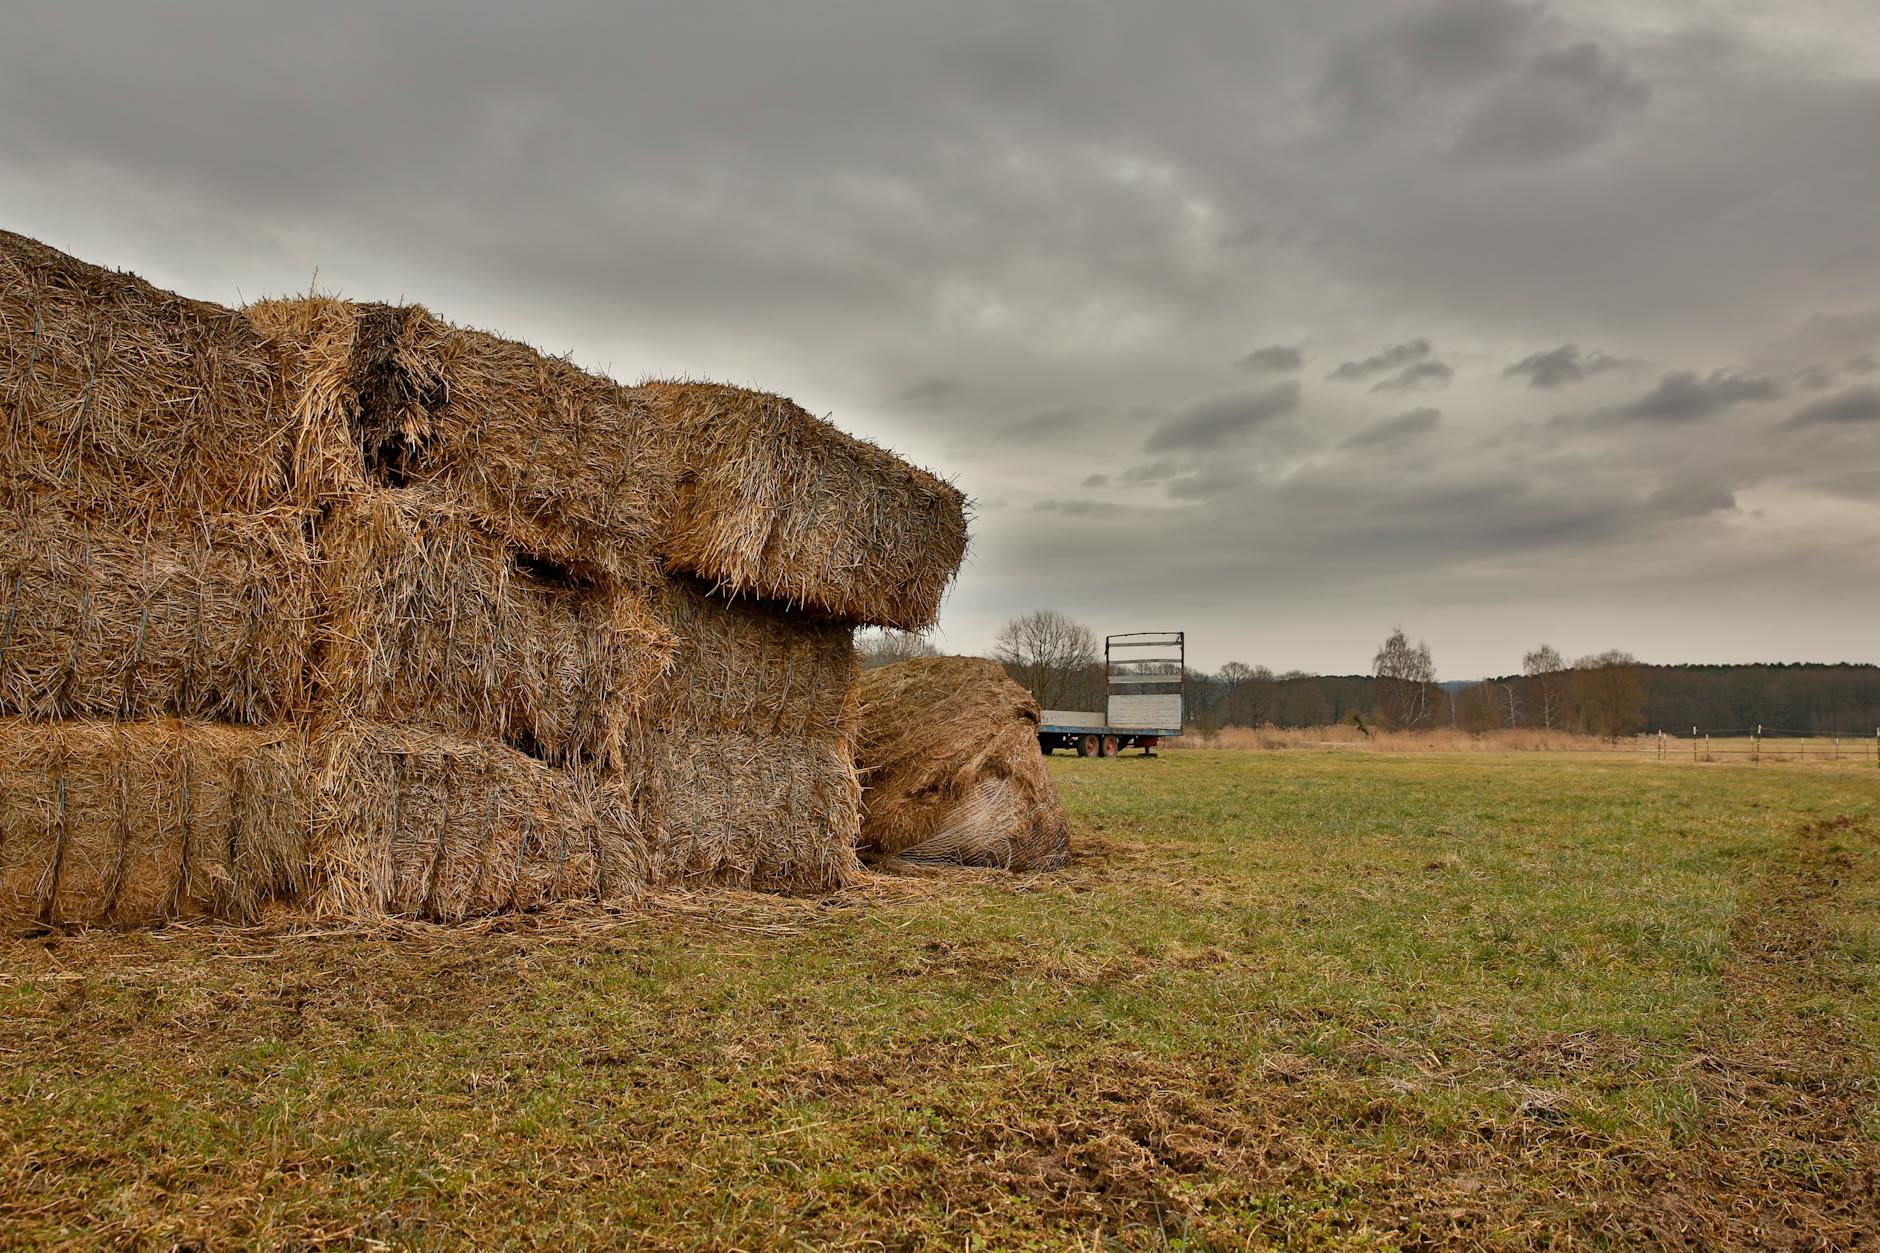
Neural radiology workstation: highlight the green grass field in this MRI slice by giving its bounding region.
[3,752,1876,1249]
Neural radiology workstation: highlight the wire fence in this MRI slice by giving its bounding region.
[1639,726,1880,765]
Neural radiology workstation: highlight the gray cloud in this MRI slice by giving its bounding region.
[1785,385,1880,428]
[1608,370,1784,423]
[1318,0,1536,127]
[1455,42,1651,163]
[895,378,960,405]
[4,1,1878,674]
[1504,343,1624,389]
[1848,353,1878,375]
[1141,383,1302,453]
[1240,344,1303,374]
[1330,339,1435,382]
[1371,359,1455,393]
[1342,407,1442,449]
[1080,473,1110,488]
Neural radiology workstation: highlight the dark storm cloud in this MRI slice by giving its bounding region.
[1504,344,1623,389]
[1329,339,1435,382]
[1454,42,1650,162]
[1784,385,1880,428]
[1240,344,1303,374]
[1606,370,1784,423]
[1140,383,1302,453]
[1342,407,1442,449]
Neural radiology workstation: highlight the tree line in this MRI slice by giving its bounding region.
[859,614,1880,739]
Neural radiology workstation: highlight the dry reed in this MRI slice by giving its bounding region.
[635,574,858,740]
[630,730,863,894]
[1176,724,1619,752]
[854,656,1070,870]
[306,721,645,923]
[247,297,677,581]
[314,489,674,768]
[637,382,967,630]
[1,230,292,515]
[0,485,315,724]
[0,717,308,930]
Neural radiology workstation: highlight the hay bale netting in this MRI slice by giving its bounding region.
[636,574,859,741]
[630,730,863,893]
[307,721,645,922]
[0,485,316,724]
[855,656,1070,870]
[246,297,677,583]
[315,489,674,769]
[0,717,310,929]
[636,382,968,631]
[1,231,292,514]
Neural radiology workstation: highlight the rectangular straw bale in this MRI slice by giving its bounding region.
[315,489,673,768]
[636,382,968,630]
[0,717,309,930]
[0,487,315,724]
[637,574,858,740]
[309,722,645,922]
[1,231,293,515]
[629,730,862,894]
[247,297,677,581]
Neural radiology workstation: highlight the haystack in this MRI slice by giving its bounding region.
[2,232,970,928]
[854,656,1070,870]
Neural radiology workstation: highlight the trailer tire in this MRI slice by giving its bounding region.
[1100,735,1119,758]
[1076,735,1099,757]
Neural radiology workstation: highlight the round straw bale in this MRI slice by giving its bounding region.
[855,656,1070,870]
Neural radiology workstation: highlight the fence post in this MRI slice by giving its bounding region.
[1692,726,1698,763]
[1706,732,1711,762]
[1755,725,1761,764]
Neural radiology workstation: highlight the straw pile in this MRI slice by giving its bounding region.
[854,657,1071,870]
[2,232,967,928]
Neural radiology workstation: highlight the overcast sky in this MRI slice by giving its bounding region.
[6,1,1878,676]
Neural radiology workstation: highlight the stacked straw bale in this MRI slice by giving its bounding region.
[2,232,968,928]
[0,718,310,925]
[854,657,1071,870]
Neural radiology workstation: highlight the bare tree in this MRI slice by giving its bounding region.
[1373,628,1437,729]
[1499,681,1521,729]
[1573,650,1646,740]
[1523,644,1565,729]
[1217,661,1276,726]
[993,609,1098,710]
[1456,682,1501,734]
[856,628,940,669]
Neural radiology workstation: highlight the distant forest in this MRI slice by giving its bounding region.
[858,616,1880,739]
[1181,663,1880,737]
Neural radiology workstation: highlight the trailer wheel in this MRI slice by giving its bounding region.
[1076,734,1099,757]
[1039,738,1052,755]
[1100,735,1119,758]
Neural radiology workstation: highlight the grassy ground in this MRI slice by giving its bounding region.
[2,751,1876,1249]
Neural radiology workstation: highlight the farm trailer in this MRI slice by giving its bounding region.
[1038,631,1185,757]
